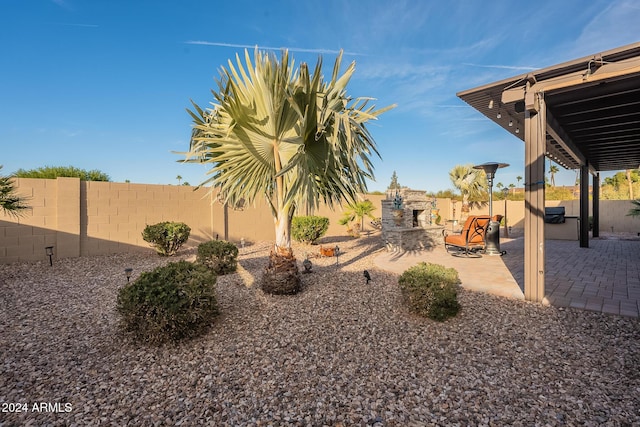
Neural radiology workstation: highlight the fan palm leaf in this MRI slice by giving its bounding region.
[181,49,394,253]
[449,164,487,211]
[627,199,640,217]
[0,166,29,217]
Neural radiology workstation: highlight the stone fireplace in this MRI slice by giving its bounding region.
[381,189,445,251]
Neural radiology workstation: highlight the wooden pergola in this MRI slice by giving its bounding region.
[457,42,640,302]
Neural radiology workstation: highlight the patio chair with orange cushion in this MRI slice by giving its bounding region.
[442,215,493,257]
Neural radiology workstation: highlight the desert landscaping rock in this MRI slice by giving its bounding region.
[1,235,639,426]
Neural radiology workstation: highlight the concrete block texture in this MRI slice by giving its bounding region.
[3,177,639,264]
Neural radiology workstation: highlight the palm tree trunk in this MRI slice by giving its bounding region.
[265,208,301,295]
[461,195,470,214]
[626,169,634,200]
[272,138,293,256]
[274,210,294,257]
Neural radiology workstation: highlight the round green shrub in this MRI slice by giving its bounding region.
[116,261,218,344]
[398,262,461,321]
[291,216,330,244]
[197,240,239,275]
[142,221,191,256]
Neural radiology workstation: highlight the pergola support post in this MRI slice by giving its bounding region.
[593,173,600,238]
[580,164,590,248]
[523,92,546,302]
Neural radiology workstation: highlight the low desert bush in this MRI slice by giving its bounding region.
[398,262,461,321]
[142,221,191,256]
[291,216,329,244]
[116,261,218,344]
[197,240,239,275]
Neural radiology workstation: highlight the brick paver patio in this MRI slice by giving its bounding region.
[375,235,640,318]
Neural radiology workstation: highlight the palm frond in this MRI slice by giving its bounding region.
[0,166,30,217]
[627,199,640,217]
[181,48,395,246]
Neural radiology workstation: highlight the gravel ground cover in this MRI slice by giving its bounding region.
[1,234,639,426]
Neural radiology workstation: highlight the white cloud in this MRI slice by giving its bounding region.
[51,0,72,10]
[184,41,364,57]
[461,63,538,72]
[55,23,99,28]
[571,0,640,55]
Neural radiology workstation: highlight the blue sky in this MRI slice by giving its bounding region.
[2,1,639,193]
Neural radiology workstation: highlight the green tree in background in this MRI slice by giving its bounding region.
[426,189,461,200]
[0,166,29,217]
[601,170,640,200]
[388,171,401,190]
[182,49,394,293]
[14,166,111,181]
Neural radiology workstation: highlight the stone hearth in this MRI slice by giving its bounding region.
[382,189,444,251]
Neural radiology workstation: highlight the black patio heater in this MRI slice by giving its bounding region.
[473,162,509,256]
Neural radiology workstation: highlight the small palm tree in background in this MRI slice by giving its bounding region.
[549,164,559,187]
[0,166,29,217]
[339,199,377,234]
[449,164,487,214]
[176,175,182,185]
[182,49,394,294]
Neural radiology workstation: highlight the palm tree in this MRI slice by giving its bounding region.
[339,199,377,231]
[449,164,487,214]
[516,175,522,186]
[0,166,29,217]
[176,175,182,185]
[549,164,559,187]
[182,49,394,294]
[628,199,640,217]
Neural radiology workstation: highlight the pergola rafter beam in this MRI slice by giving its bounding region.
[545,107,588,169]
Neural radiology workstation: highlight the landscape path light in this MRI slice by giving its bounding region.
[45,246,54,266]
[125,268,133,283]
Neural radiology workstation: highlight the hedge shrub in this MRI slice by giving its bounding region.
[197,240,239,275]
[291,216,329,244]
[398,262,461,321]
[142,221,191,256]
[116,261,218,344]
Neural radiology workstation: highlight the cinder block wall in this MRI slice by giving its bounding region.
[0,178,386,264]
[80,181,215,256]
[0,178,57,264]
[1,178,217,263]
[4,177,636,264]
[468,199,640,233]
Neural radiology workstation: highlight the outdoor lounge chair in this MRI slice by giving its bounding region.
[443,215,493,257]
